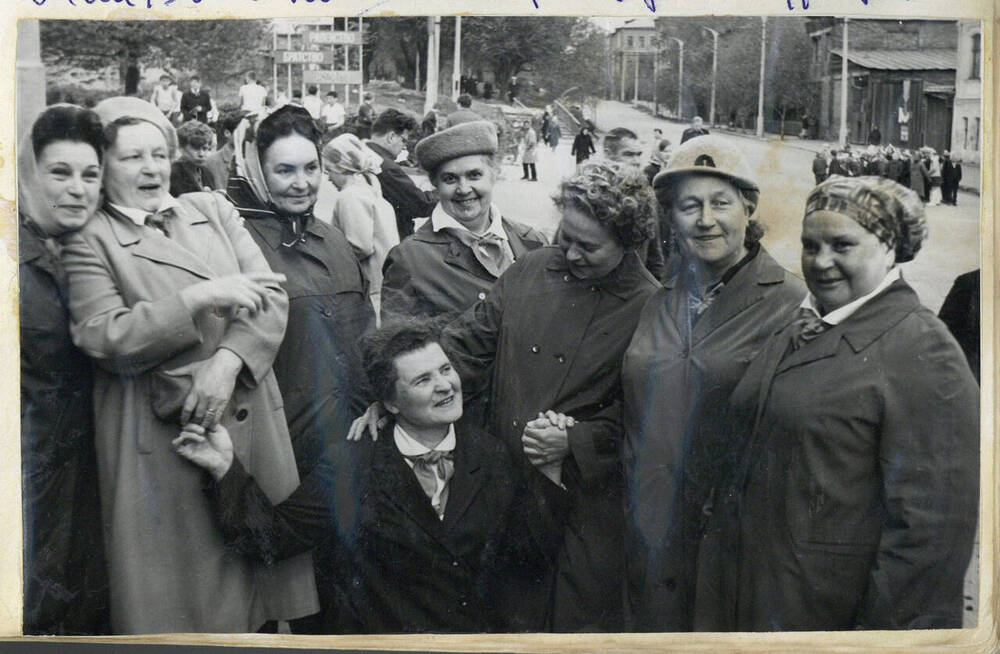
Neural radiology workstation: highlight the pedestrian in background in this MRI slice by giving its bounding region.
[812,149,828,185]
[238,71,268,117]
[170,119,217,196]
[180,75,211,124]
[680,116,710,144]
[547,116,562,150]
[303,85,323,121]
[571,125,596,166]
[520,121,538,181]
[322,133,400,318]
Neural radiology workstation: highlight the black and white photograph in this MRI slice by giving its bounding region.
[10,5,990,648]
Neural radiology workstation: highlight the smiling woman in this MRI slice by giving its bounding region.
[58,96,317,634]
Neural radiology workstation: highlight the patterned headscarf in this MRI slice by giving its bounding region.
[804,175,927,263]
[322,133,383,187]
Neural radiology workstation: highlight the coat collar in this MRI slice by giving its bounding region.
[775,277,919,373]
[242,210,328,251]
[18,219,49,266]
[411,217,543,280]
[545,247,659,301]
[100,201,215,280]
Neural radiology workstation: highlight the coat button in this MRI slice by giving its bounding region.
[556,355,565,363]
[322,308,333,317]
[530,345,540,353]
[513,419,520,428]
[590,285,597,292]
[452,560,459,567]
[563,274,571,282]
[664,578,677,591]
[235,408,249,421]
[477,292,486,300]
[461,601,468,607]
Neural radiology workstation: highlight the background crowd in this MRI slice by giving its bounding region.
[18,64,981,637]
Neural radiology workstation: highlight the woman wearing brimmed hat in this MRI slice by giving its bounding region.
[381,120,546,321]
[621,135,805,631]
[59,97,317,633]
[695,175,978,631]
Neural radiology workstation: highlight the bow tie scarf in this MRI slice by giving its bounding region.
[449,229,513,278]
[144,207,176,238]
[792,307,831,349]
[404,450,455,519]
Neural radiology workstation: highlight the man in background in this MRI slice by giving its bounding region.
[180,75,212,123]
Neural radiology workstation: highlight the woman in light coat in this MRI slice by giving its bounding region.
[60,97,317,633]
[322,133,400,318]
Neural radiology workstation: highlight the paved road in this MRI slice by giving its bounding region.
[489,100,981,312]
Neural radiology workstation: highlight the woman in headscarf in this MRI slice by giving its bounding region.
[225,107,375,633]
[322,133,400,318]
[380,121,547,322]
[18,104,111,635]
[621,135,806,632]
[59,96,317,634]
[571,125,596,166]
[696,175,979,631]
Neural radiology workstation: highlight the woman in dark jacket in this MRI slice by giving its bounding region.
[18,104,111,635]
[622,135,805,632]
[696,176,979,631]
[571,126,597,165]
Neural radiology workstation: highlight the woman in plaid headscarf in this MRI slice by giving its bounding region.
[695,175,979,631]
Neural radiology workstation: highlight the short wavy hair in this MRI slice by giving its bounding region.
[551,162,657,249]
[360,318,447,404]
[176,119,215,150]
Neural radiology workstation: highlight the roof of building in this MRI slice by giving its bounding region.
[830,48,957,71]
[614,18,657,32]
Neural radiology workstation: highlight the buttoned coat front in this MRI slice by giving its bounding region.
[621,248,805,631]
[60,192,317,634]
[444,246,661,631]
[380,217,546,321]
[694,279,979,631]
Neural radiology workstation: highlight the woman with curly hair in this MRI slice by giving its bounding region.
[621,135,805,631]
[355,162,661,630]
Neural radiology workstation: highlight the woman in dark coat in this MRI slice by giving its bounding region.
[440,163,662,631]
[381,121,546,322]
[696,176,979,631]
[226,106,376,632]
[622,135,805,632]
[18,104,111,635]
[571,126,597,165]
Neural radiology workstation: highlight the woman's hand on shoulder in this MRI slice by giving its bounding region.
[346,402,387,441]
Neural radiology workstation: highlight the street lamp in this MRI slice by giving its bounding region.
[669,37,684,119]
[702,27,720,127]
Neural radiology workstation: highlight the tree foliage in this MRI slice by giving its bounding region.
[40,20,270,91]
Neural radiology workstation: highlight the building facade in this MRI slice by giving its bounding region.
[609,18,658,104]
[951,20,982,192]
[806,18,958,150]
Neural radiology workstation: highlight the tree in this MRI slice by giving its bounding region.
[40,20,270,94]
[460,17,578,91]
[764,18,814,135]
[530,19,612,102]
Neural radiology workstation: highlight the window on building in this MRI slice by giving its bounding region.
[971,33,981,79]
[974,117,980,151]
[963,117,969,151]
[628,36,634,48]
[639,36,646,48]
[812,36,820,62]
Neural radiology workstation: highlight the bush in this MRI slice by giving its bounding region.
[46,83,120,108]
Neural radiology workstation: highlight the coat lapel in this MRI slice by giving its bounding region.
[503,220,544,259]
[441,425,486,532]
[691,250,788,345]
[104,205,216,280]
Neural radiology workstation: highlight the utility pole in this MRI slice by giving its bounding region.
[839,18,850,147]
[424,16,440,116]
[756,17,766,138]
[670,37,684,119]
[633,53,640,103]
[452,16,461,101]
[653,39,659,116]
[17,20,46,141]
[703,27,720,127]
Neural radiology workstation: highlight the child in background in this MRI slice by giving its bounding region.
[170,120,217,197]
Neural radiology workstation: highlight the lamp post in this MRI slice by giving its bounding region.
[669,37,684,119]
[702,27,720,127]
[839,18,850,147]
[452,16,461,101]
[653,37,659,116]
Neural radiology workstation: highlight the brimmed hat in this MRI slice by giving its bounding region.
[652,134,758,197]
[805,175,927,263]
[415,120,498,173]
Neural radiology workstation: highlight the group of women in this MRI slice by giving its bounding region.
[19,93,979,636]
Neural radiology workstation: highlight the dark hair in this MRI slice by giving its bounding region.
[217,108,246,134]
[255,104,322,164]
[326,91,338,98]
[602,127,639,156]
[307,85,318,95]
[656,139,672,152]
[159,74,171,81]
[552,162,657,249]
[360,319,445,403]
[246,71,258,81]
[190,75,201,83]
[292,89,303,99]
[102,116,170,154]
[176,119,214,150]
[371,108,419,137]
[457,93,472,108]
[31,105,105,164]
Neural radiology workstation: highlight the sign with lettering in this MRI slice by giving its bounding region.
[307,31,363,45]
[276,50,331,65]
[303,70,364,85]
